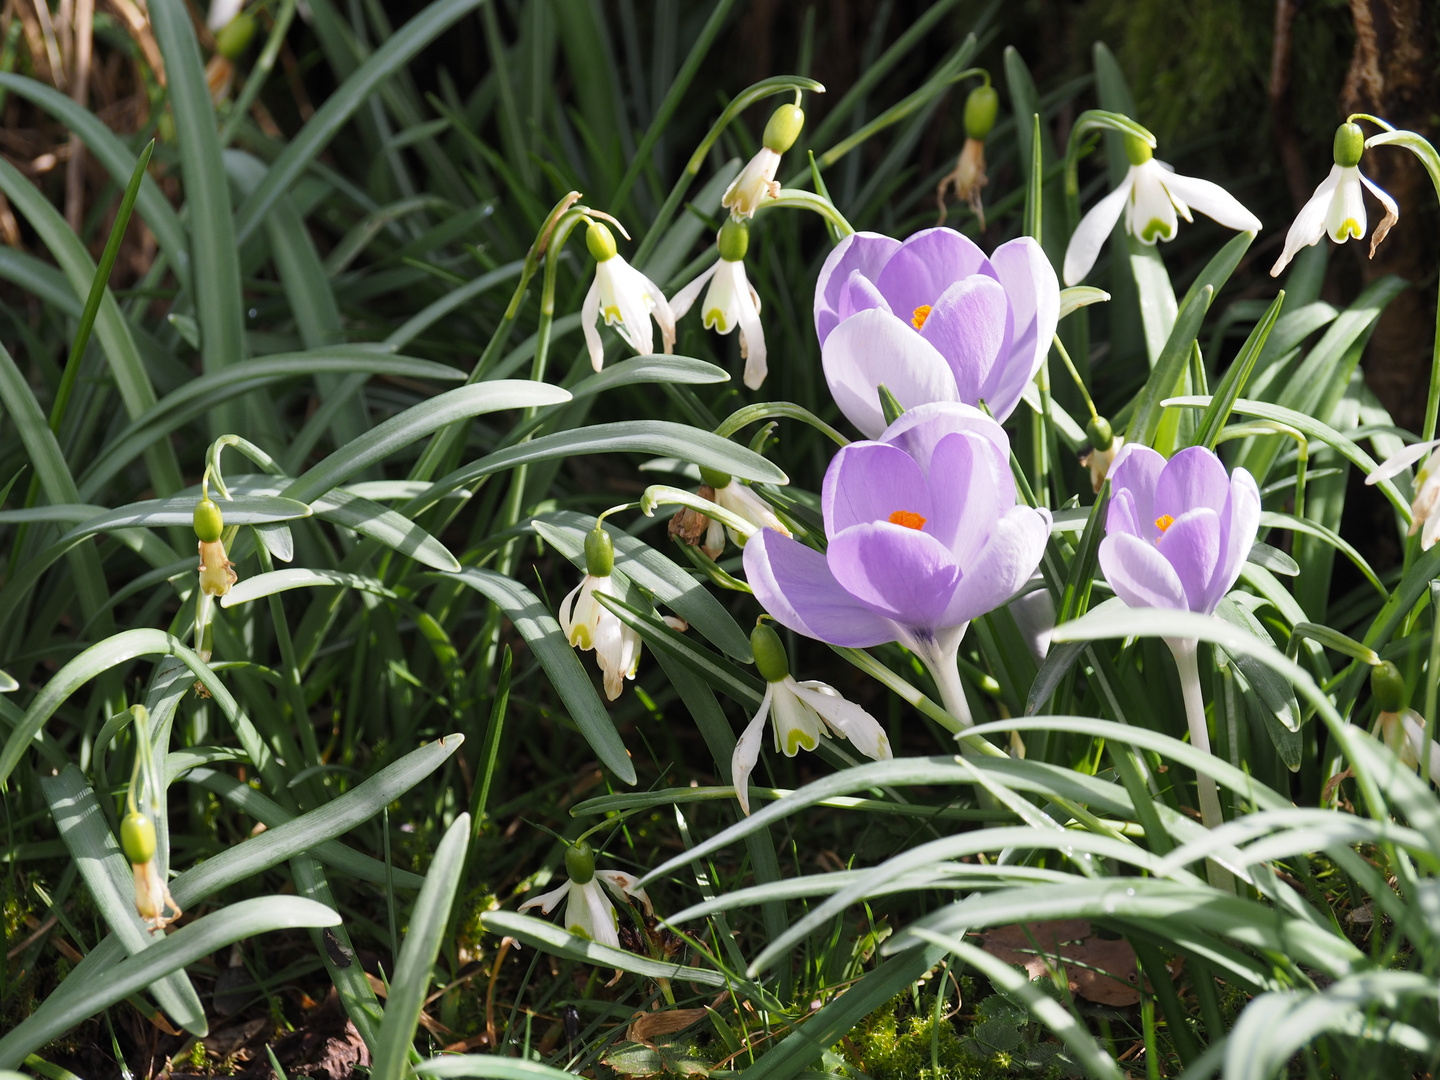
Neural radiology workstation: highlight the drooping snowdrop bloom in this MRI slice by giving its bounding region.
[194,497,236,664]
[1079,416,1124,496]
[733,624,891,814]
[815,229,1059,435]
[1098,445,1261,618]
[558,527,642,700]
[671,220,767,389]
[723,103,805,219]
[1063,135,1262,286]
[519,841,652,949]
[1365,438,1440,548]
[121,810,181,932]
[936,83,998,229]
[1370,661,1440,778]
[743,403,1051,724]
[695,466,791,560]
[582,221,675,372]
[1270,122,1398,277]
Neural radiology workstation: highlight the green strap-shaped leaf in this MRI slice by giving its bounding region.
[481,911,727,986]
[1124,284,1212,448]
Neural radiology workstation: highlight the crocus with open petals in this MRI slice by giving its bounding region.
[743,403,1051,722]
[815,229,1059,436]
[1063,135,1261,286]
[1098,444,1260,615]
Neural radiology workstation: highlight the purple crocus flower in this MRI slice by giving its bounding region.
[1098,444,1260,616]
[814,229,1060,438]
[742,403,1052,724]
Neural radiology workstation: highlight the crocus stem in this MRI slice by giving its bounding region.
[927,655,974,730]
[1169,637,1235,893]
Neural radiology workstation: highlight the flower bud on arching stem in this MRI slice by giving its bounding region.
[564,840,596,884]
[1333,122,1364,169]
[584,526,614,578]
[1085,415,1114,453]
[716,218,749,262]
[751,622,790,683]
[762,103,805,154]
[698,466,732,490]
[964,83,998,140]
[585,221,618,263]
[193,497,224,543]
[121,810,157,865]
[1371,660,1406,713]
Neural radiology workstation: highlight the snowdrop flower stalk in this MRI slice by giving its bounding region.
[1270,122,1397,277]
[582,221,675,372]
[733,623,891,815]
[558,525,643,700]
[1371,661,1440,783]
[723,102,804,218]
[671,219,767,389]
[1063,134,1261,286]
[743,403,1051,728]
[1099,445,1260,889]
[518,840,652,948]
[194,496,236,664]
[936,81,998,229]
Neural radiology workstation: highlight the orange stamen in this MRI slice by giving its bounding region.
[1155,514,1175,534]
[889,510,927,530]
[911,305,932,330]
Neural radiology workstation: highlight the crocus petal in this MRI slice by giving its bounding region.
[919,276,1013,405]
[1107,443,1167,540]
[1325,167,1366,242]
[743,529,901,648]
[1099,533,1188,611]
[1155,445,1232,520]
[923,430,1011,560]
[879,402,1010,474]
[822,308,960,439]
[822,441,933,537]
[1204,467,1260,613]
[738,278,768,389]
[986,236,1061,420]
[875,227,996,321]
[939,505,1052,628]
[582,282,604,371]
[519,879,572,915]
[826,522,960,627]
[731,685,773,815]
[815,232,902,345]
[1128,163,1179,244]
[792,681,892,760]
[1156,168,1261,233]
[1063,172,1134,285]
[1358,172,1399,258]
[670,262,718,320]
[1155,507,1222,612]
[1367,439,1440,484]
[838,271,893,322]
[1271,166,1341,276]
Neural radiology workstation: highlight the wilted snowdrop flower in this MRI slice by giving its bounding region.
[696,466,791,560]
[1063,135,1261,286]
[518,841,652,948]
[733,624,891,815]
[936,83,998,229]
[122,810,181,932]
[1078,416,1123,495]
[194,497,235,664]
[582,221,675,372]
[1271,122,1397,277]
[723,103,804,219]
[1365,438,1440,549]
[671,219,767,389]
[558,527,642,700]
[1371,661,1440,778]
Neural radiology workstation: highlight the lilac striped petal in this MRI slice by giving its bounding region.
[822,309,959,439]
[1107,443,1166,540]
[986,237,1061,420]
[822,442,932,537]
[940,505,1053,627]
[1107,487,1145,541]
[1155,446,1231,520]
[743,528,899,647]
[879,402,1010,476]
[1155,508,1222,612]
[875,228,996,321]
[1099,533,1188,611]
[918,276,1013,405]
[1204,466,1261,613]
[838,271,893,322]
[815,232,902,345]
[925,431,1011,560]
[827,522,960,625]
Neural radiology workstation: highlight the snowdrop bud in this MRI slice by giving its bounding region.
[717,219,749,262]
[585,221,618,263]
[1085,415,1114,453]
[1371,660,1405,713]
[699,466,732,489]
[1124,134,1153,166]
[763,104,805,153]
[1333,122,1364,169]
[194,498,224,543]
[121,811,157,865]
[584,527,614,577]
[751,623,790,683]
[564,840,596,884]
[963,85,998,140]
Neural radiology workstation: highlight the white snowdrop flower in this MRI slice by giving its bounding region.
[695,466,791,559]
[732,625,891,815]
[1063,134,1261,286]
[1271,122,1398,277]
[671,219,767,388]
[581,221,675,372]
[518,842,652,950]
[1079,416,1123,496]
[723,103,804,218]
[1365,438,1440,549]
[557,527,643,700]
